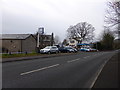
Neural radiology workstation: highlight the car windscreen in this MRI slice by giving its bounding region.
[44,46,51,49]
[52,47,57,49]
[65,47,72,49]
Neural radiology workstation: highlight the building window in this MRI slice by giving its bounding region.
[70,40,75,43]
[46,37,49,40]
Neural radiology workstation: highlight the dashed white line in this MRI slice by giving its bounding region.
[67,58,80,63]
[67,55,92,63]
[20,64,59,76]
[83,56,90,58]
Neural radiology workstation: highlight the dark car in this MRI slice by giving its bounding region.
[59,46,77,53]
[58,47,68,53]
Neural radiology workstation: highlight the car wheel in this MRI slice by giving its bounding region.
[67,51,69,53]
[48,51,51,54]
[56,51,58,54]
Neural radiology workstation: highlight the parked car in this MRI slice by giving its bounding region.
[80,47,87,51]
[59,46,77,53]
[80,47,90,52]
[80,47,98,52]
[66,46,78,53]
[85,48,91,52]
[58,47,68,53]
[40,46,59,54]
[89,48,98,52]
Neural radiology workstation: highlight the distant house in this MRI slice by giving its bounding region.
[0,33,54,53]
[68,38,78,47]
[0,34,36,53]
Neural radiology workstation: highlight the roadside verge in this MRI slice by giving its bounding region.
[1,53,77,63]
[92,51,119,88]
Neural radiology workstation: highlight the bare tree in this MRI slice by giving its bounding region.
[105,0,120,38]
[105,0,120,27]
[67,22,95,43]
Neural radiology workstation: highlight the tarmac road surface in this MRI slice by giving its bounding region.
[2,51,116,88]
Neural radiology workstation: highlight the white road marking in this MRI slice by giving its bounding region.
[83,56,90,58]
[67,55,92,63]
[89,60,108,88]
[20,64,59,76]
[67,58,80,63]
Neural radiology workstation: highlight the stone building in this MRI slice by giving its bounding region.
[68,38,78,47]
[0,33,54,53]
[0,34,36,53]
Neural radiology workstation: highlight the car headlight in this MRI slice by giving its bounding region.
[40,50,43,52]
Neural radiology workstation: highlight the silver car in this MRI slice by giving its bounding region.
[40,46,59,54]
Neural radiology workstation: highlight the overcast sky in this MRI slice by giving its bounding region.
[2,0,109,41]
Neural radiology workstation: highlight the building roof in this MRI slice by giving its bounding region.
[0,34,32,40]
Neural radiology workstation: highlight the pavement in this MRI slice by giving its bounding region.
[92,50,119,88]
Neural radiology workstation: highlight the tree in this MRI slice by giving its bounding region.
[105,1,120,26]
[105,0,120,38]
[67,22,95,43]
[101,30,115,50]
[62,39,68,46]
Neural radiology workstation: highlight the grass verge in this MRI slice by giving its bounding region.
[2,53,41,58]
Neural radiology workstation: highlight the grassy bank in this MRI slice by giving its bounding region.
[1,52,77,58]
[2,53,41,58]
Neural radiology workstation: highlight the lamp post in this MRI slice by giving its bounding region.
[37,33,39,48]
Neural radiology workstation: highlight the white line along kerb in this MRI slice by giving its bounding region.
[89,60,108,88]
[20,64,59,76]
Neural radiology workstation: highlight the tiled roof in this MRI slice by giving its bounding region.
[0,34,31,39]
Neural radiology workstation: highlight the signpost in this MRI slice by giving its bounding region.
[37,27,44,48]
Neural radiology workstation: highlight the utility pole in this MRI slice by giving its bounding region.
[38,27,44,48]
[36,27,44,52]
[51,33,54,46]
[37,33,39,48]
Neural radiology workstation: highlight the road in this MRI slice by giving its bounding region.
[2,51,116,88]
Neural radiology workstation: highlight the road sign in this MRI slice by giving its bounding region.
[38,27,44,35]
